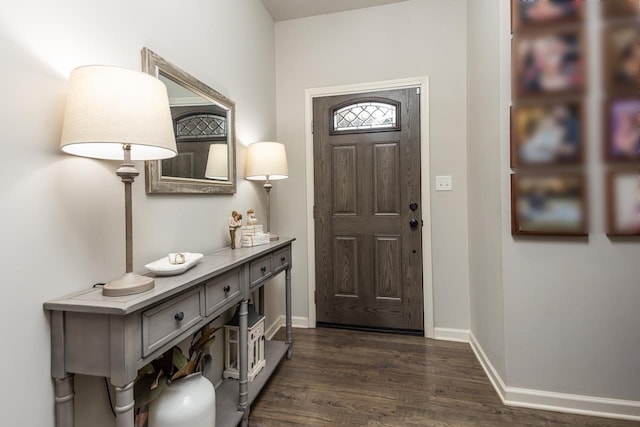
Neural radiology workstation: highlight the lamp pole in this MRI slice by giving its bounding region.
[264,175,275,240]
[104,144,155,296]
[115,144,138,273]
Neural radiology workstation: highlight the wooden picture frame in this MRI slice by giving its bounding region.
[603,22,640,97]
[603,98,640,162]
[510,100,584,167]
[512,28,586,100]
[511,173,588,236]
[602,0,640,19]
[511,0,583,33]
[606,169,640,236]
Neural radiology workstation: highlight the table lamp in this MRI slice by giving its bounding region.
[205,143,229,180]
[60,65,177,296]
[245,142,288,241]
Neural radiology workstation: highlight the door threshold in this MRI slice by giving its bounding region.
[317,322,423,336]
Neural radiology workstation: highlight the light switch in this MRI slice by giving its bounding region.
[435,175,452,191]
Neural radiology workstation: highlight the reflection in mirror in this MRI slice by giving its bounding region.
[142,48,236,194]
[159,74,228,181]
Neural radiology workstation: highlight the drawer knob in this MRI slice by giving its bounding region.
[223,285,231,293]
[281,256,286,262]
[260,266,267,274]
[174,312,184,321]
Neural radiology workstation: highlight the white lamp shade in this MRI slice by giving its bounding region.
[60,65,177,161]
[205,144,228,180]
[245,142,288,180]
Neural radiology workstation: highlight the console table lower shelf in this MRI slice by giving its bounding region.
[216,340,289,426]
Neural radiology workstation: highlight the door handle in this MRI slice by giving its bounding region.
[409,219,419,228]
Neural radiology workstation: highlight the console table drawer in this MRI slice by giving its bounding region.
[250,254,272,287]
[142,287,204,356]
[272,246,291,273]
[205,267,241,316]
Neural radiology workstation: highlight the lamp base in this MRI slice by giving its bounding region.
[102,272,155,297]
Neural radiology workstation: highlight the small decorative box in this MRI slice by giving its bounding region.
[241,233,270,247]
[241,225,264,236]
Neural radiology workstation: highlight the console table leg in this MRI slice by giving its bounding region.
[241,406,250,427]
[285,267,293,359]
[113,381,135,427]
[238,299,249,411]
[258,286,265,316]
[54,374,74,427]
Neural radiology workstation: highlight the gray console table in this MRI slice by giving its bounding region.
[44,238,295,427]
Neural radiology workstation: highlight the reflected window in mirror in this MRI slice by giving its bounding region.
[142,48,236,194]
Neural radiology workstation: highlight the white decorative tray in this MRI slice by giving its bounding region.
[145,253,204,276]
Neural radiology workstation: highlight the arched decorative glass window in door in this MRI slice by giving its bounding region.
[175,113,227,139]
[332,101,398,132]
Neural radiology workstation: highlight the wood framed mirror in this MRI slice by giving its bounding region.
[141,47,236,194]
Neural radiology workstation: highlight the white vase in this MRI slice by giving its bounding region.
[149,372,216,427]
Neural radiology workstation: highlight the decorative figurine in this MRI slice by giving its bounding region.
[229,211,242,249]
[235,213,243,249]
[167,253,186,265]
[240,209,269,247]
[247,209,258,226]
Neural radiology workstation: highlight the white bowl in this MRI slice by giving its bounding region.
[145,253,204,276]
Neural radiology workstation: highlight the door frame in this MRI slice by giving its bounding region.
[304,77,435,338]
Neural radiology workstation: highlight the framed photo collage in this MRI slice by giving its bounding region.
[509,0,640,237]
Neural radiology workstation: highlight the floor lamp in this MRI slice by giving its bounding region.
[245,142,289,241]
[60,65,177,296]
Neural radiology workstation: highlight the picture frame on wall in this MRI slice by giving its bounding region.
[512,29,586,99]
[511,173,588,236]
[604,98,640,161]
[602,0,640,19]
[606,169,640,235]
[510,100,583,167]
[511,0,583,32]
[603,22,640,97]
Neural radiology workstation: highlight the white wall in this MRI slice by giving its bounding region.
[0,1,276,425]
[3,0,637,424]
[466,0,640,415]
[274,0,471,331]
[499,0,640,402]
[466,0,506,378]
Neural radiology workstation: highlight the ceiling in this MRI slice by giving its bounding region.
[261,0,410,22]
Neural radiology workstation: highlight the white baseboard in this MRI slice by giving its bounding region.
[265,316,284,340]
[292,316,310,329]
[468,332,508,399]
[265,315,310,340]
[434,327,470,343]
[469,332,640,421]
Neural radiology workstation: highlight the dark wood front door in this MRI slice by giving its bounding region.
[313,88,423,332]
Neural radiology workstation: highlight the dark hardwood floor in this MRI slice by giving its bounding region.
[250,328,638,426]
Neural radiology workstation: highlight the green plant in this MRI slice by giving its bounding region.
[133,325,218,427]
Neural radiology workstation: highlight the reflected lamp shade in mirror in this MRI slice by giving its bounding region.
[60,65,177,160]
[245,142,288,181]
[205,144,229,180]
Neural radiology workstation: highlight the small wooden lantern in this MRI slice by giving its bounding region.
[224,303,266,382]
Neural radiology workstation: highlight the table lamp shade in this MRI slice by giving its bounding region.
[60,65,177,160]
[205,144,229,180]
[245,142,288,180]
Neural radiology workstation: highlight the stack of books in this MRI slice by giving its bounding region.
[240,224,270,247]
